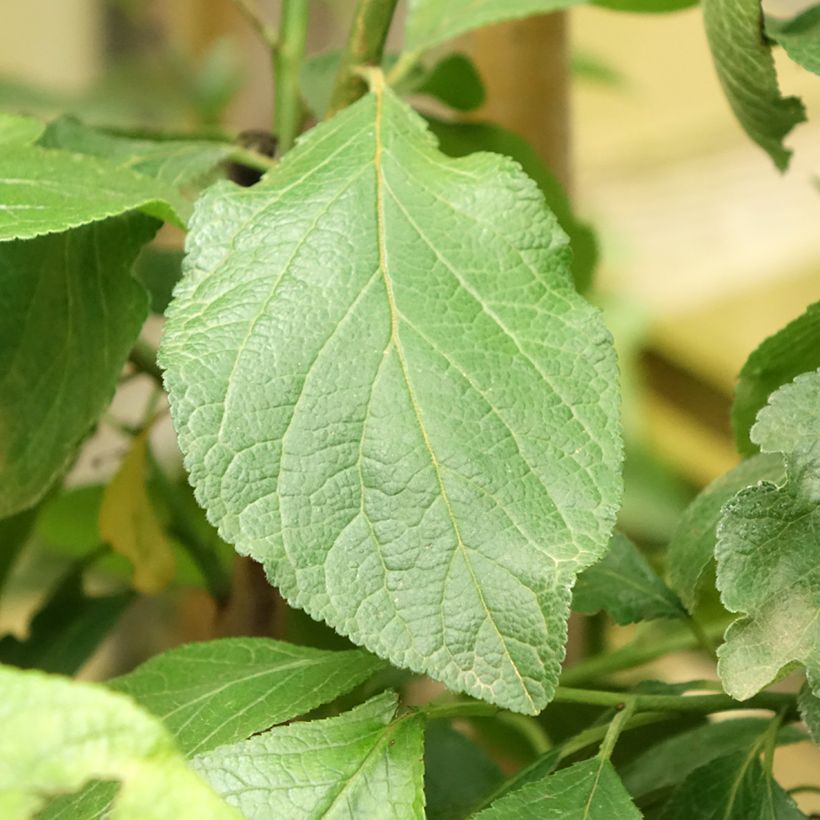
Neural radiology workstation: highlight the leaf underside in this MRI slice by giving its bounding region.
[161,81,622,714]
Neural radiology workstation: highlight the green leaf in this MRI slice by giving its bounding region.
[99,429,177,595]
[0,506,39,596]
[0,146,181,242]
[798,683,820,744]
[110,638,385,755]
[657,750,805,819]
[0,561,132,675]
[424,722,503,820]
[161,81,622,714]
[665,453,784,612]
[427,117,598,292]
[0,112,44,147]
[133,246,184,314]
[573,531,684,624]
[405,0,584,51]
[0,215,157,518]
[475,757,641,819]
[702,0,806,171]
[733,301,820,456]
[191,691,425,819]
[717,370,820,700]
[415,53,486,112]
[767,6,820,75]
[0,664,237,819]
[621,718,806,800]
[594,0,696,11]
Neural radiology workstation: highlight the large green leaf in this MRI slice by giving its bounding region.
[161,79,622,714]
[0,146,180,241]
[657,750,805,819]
[717,370,820,700]
[0,215,157,518]
[110,638,384,756]
[405,0,583,51]
[573,531,684,624]
[732,301,820,456]
[426,118,598,293]
[665,453,784,612]
[767,6,820,75]
[474,757,641,819]
[191,691,425,819]
[0,665,237,819]
[702,0,806,170]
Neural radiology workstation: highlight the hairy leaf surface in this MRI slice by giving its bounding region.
[717,370,820,699]
[191,691,425,819]
[703,0,805,170]
[161,80,622,714]
[0,665,236,819]
[110,638,385,755]
[665,453,784,611]
[0,215,157,517]
[474,757,641,819]
[573,531,684,624]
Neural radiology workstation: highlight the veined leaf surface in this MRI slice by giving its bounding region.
[161,77,622,714]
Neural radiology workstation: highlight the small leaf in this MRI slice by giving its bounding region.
[424,722,503,820]
[475,757,641,819]
[99,430,176,595]
[767,6,820,76]
[405,0,584,51]
[0,145,181,241]
[658,750,805,819]
[109,638,386,755]
[0,664,238,819]
[415,53,486,112]
[573,531,684,624]
[621,718,806,800]
[798,683,820,744]
[0,215,157,518]
[191,691,425,819]
[702,0,806,170]
[161,80,622,714]
[0,112,44,146]
[665,453,784,612]
[717,370,820,700]
[733,301,820,456]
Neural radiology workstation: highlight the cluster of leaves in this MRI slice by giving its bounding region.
[0,0,819,817]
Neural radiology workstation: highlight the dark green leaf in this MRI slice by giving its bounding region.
[424,722,503,819]
[161,82,622,714]
[133,246,184,314]
[766,6,820,75]
[109,638,385,755]
[573,531,684,624]
[426,117,598,292]
[0,215,157,517]
[415,53,485,111]
[191,691,425,819]
[0,506,39,596]
[665,453,784,612]
[733,301,820,456]
[702,0,806,170]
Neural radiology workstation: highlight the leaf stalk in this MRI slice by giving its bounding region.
[274,0,310,153]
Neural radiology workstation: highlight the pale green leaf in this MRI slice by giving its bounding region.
[798,683,820,744]
[658,750,805,819]
[109,637,386,755]
[161,80,622,714]
[717,370,820,700]
[665,453,784,612]
[474,757,641,819]
[767,6,820,76]
[703,0,806,170]
[0,215,157,518]
[573,531,684,623]
[405,0,584,51]
[0,146,182,241]
[0,664,238,820]
[191,691,425,819]
[733,301,820,456]
[621,718,806,799]
[0,112,44,146]
[99,429,176,595]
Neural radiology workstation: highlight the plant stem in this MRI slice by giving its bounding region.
[686,614,718,660]
[231,0,278,49]
[328,0,399,115]
[385,49,422,87]
[762,709,786,775]
[274,0,309,153]
[788,785,820,796]
[597,699,636,760]
[129,338,163,386]
[420,700,500,721]
[228,145,278,174]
